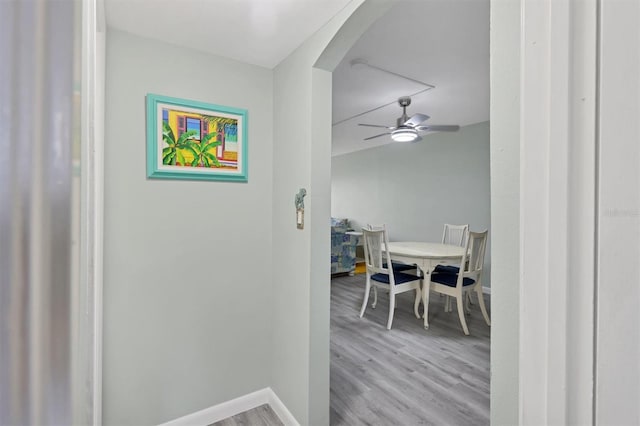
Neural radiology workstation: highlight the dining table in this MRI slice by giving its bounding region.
[384,241,466,329]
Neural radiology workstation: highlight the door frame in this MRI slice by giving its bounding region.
[314,0,598,424]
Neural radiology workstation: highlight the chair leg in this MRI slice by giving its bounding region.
[359,279,371,318]
[413,287,421,319]
[372,286,378,309]
[464,290,471,315]
[387,292,396,330]
[456,295,470,335]
[476,287,491,326]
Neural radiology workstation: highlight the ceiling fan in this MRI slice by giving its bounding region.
[359,96,460,143]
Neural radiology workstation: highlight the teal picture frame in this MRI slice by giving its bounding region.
[146,93,248,182]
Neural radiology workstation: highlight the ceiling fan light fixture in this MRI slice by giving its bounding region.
[391,128,418,142]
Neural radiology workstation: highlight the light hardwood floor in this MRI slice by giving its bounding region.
[330,273,490,426]
[210,404,283,426]
[211,274,490,426]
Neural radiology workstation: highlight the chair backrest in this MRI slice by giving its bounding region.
[442,223,469,247]
[465,230,488,274]
[361,226,392,276]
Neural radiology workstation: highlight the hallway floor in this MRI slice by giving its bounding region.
[330,274,490,426]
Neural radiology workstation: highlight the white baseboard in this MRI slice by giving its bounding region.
[266,389,299,426]
[158,387,299,426]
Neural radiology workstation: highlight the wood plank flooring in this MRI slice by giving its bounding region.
[209,404,283,426]
[330,274,490,426]
[210,274,490,426]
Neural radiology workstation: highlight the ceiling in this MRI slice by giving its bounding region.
[332,0,489,156]
[105,0,489,157]
[104,0,353,68]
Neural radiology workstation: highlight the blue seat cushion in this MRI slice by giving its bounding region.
[433,264,460,274]
[371,272,420,285]
[431,272,475,287]
[383,262,416,272]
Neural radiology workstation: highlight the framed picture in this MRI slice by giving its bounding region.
[146,93,248,182]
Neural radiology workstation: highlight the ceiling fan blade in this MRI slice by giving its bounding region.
[403,113,430,127]
[416,125,460,132]
[364,132,391,141]
[358,123,396,130]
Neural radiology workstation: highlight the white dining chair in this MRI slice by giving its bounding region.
[365,224,417,273]
[442,223,469,247]
[424,230,491,335]
[359,225,422,330]
[435,223,470,309]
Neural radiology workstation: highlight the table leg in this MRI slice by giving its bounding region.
[422,267,432,329]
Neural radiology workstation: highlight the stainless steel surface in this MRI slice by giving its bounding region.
[417,124,461,132]
[363,132,391,141]
[358,123,395,129]
[0,1,78,424]
[404,112,430,127]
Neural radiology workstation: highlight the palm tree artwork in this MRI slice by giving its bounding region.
[162,115,237,168]
[161,121,197,166]
[187,132,221,167]
[148,94,247,182]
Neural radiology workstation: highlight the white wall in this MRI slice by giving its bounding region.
[103,30,274,425]
[271,1,394,424]
[489,0,520,424]
[271,9,363,426]
[331,121,491,285]
[597,0,640,422]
